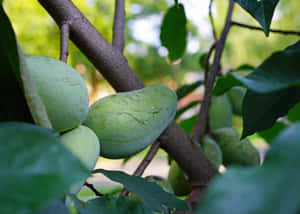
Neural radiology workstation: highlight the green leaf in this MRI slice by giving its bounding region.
[178,115,196,133]
[175,101,200,120]
[212,73,244,96]
[0,122,89,214]
[196,123,300,214]
[234,0,280,36]
[287,102,300,122]
[258,121,287,143]
[0,4,33,122]
[93,169,188,213]
[73,195,152,214]
[160,4,187,61]
[176,81,203,100]
[242,87,300,138]
[235,41,300,94]
[35,200,71,214]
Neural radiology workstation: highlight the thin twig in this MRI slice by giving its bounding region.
[204,42,217,87]
[231,21,300,36]
[59,23,69,62]
[112,0,126,52]
[208,0,217,40]
[84,182,103,197]
[120,141,161,196]
[191,0,235,143]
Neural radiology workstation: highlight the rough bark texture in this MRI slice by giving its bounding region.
[38,0,218,186]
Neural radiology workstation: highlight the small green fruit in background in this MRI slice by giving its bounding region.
[25,55,89,132]
[60,125,100,194]
[202,136,223,169]
[168,161,191,196]
[84,84,177,159]
[209,94,233,130]
[212,127,260,166]
[227,87,246,115]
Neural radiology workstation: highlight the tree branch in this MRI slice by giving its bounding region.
[112,0,126,52]
[120,141,161,196]
[38,0,218,190]
[59,22,69,62]
[231,21,300,36]
[191,0,234,146]
[208,0,217,40]
[84,182,103,197]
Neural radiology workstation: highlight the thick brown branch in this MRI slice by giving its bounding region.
[38,0,218,191]
[59,23,69,62]
[120,141,161,196]
[84,182,103,197]
[204,42,217,87]
[231,21,300,36]
[191,0,234,144]
[112,0,126,52]
[208,0,217,40]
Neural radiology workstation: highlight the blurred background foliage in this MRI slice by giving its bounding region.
[4,0,300,103]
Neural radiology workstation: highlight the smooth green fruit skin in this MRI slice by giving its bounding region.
[212,127,260,166]
[60,125,100,194]
[84,84,177,159]
[202,136,223,168]
[168,161,190,197]
[209,94,233,130]
[25,55,89,132]
[227,87,246,115]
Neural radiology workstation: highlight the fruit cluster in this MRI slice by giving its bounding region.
[168,88,261,197]
[25,55,178,193]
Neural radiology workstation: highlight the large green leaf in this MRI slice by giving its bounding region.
[160,4,187,61]
[196,122,300,214]
[35,200,71,214]
[73,195,152,214]
[242,87,300,137]
[0,122,89,214]
[0,4,33,122]
[93,169,188,213]
[234,0,280,36]
[258,121,287,143]
[213,41,300,95]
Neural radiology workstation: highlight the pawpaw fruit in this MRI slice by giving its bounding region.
[60,125,100,194]
[227,87,246,115]
[25,55,89,132]
[84,84,177,159]
[209,94,233,130]
[167,161,191,196]
[202,136,223,168]
[211,127,260,166]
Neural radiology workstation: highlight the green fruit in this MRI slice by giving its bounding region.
[227,87,246,115]
[202,136,223,168]
[60,125,100,194]
[60,125,100,170]
[212,127,260,166]
[167,161,190,196]
[209,94,233,130]
[84,84,177,159]
[25,55,89,132]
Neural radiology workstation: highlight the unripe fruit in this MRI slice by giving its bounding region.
[212,127,260,166]
[60,125,100,170]
[25,55,89,132]
[60,125,100,194]
[202,136,223,168]
[209,94,233,130]
[167,161,190,197]
[227,87,246,115]
[84,84,177,159]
